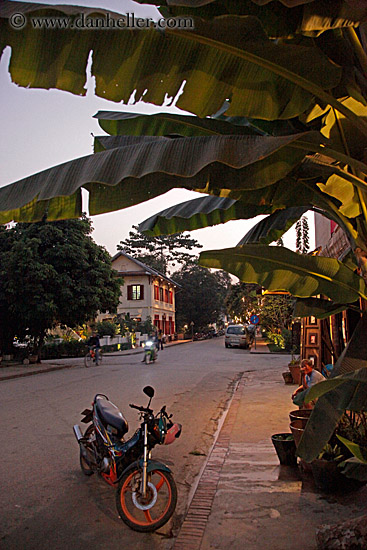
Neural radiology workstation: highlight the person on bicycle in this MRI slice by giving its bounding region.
[87,331,101,363]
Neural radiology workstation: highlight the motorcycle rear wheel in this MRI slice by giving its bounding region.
[116,468,177,532]
[79,425,96,476]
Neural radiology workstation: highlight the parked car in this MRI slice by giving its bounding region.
[225,325,252,349]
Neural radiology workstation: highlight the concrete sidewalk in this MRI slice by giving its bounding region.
[173,362,367,550]
[0,339,192,381]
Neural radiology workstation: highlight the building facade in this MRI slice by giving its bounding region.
[111,252,179,336]
[300,214,365,372]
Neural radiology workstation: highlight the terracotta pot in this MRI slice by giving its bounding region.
[271,434,297,466]
[289,420,305,447]
[282,371,293,384]
[289,364,301,385]
[289,409,312,424]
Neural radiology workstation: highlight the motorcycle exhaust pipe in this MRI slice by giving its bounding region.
[73,424,83,442]
[73,424,91,464]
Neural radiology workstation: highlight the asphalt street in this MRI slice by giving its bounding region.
[0,337,267,550]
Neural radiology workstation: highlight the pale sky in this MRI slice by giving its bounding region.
[0,0,313,256]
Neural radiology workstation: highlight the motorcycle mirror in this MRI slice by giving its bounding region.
[143,386,155,398]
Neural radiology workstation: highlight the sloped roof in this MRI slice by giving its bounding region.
[111,251,181,287]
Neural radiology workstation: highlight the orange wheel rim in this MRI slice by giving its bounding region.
[120,470,172,527]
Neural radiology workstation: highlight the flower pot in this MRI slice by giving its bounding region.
[290,420,305,447]
[289,364,301,385]
[271,433,297,466]
[310,459,365,493]
[289,409,312,424]
[282,371,293,384]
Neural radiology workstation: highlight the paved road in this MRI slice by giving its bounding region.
[0,337,276,550]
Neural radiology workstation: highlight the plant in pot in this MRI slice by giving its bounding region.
[271,433,297,466]
[310,443,346,492]
[296,321,367,493]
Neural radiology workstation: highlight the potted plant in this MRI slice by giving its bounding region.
[310,443,345,492]
[271,433,297,466]
[282,371,293,384]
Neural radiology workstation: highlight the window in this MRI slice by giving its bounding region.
[154,285,159,300]
[127,285,144,300]
[164,288,169,303]
[226,326,245,335]
[159,287,164,301]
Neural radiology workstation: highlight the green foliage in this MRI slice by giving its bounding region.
[266,328,293,351]
[96,320,118,337]
[260,295,294,334]
[0,218,121,354]
[173,263,231,331]
[225,282,259,323]
[117,225,202,275]
[41,340,88,359]
[317,443,344,463]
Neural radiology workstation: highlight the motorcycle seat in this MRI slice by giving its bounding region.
[95,396,129,437]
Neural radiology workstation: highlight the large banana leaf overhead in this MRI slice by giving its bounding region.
[0,1,344,118]
[0,132,320,223]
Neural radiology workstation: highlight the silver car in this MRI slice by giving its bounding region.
[225,325,252,349]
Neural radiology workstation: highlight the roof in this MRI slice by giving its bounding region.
[111,251,181,287]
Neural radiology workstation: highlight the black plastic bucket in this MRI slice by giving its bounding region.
[271,433,297,466]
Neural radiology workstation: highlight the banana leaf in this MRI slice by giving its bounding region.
[237,206,309,245]
[93,111,260,137]
[293,296,360,319]
[0,3,342,119]
[0,133,317,222]
[297,312,367,463]
[142,0,367,38]
[199,244,367,303]
[337,434,367,463]
[138,195,284,236]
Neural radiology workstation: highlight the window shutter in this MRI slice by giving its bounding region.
[140,285,144,300]
[127,285,132,300]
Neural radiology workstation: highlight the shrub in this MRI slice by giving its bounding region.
[96,320,118,337]
[41,340,88,359]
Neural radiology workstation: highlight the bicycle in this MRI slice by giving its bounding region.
[84,347,103,367]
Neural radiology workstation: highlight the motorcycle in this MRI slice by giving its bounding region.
[143,339,158,364]
[73,386,182,532]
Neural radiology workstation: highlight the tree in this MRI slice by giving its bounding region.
[117,225,202,274]
[260,295,294,335]
[173,263,231,332]
[0,218,121,357]
[225,283,259,323]
[295,216,310,254]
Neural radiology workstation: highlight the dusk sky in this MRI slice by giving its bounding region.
[0,0,312,256]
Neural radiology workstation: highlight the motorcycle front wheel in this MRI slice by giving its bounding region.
[145,354,150,365]
[116,468,177,532]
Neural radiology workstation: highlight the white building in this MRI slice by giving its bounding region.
[110,252,180,336]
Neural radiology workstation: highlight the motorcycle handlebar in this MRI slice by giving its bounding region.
[129,403,153,413]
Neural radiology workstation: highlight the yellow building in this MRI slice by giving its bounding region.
[111,252,180,336]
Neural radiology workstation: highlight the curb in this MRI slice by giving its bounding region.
[0,363,79,381]
[0,339,193,381]
[173,373,246,549]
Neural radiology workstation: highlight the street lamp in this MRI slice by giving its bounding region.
[190,321,194,341]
